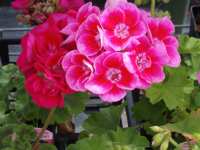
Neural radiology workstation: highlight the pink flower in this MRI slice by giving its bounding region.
[105,0,127,8]
[17,17,75,109]
[61,2,100,44]
[147,17,181,67]
[11,0,32,12]
[85,52,138,102]
[58,0,84,11]
[17,33,36,78]
[123,36,169,88]
[76,14,102,57]
[101,2,146,51]
[197,72,200,84]
[62,50,93,92]
[25,74,64,109]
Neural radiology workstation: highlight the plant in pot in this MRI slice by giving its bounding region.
[2,0,200,149]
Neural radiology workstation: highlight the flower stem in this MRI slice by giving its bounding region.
[150,0,156,16]
[32,108,55,150]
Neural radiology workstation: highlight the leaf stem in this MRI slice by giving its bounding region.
[170,138,180,148]
[32,108,55,150]
[150,0,156,16]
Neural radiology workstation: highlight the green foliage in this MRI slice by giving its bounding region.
[68,128,149,150]
[0,124,35,150]
[132,97,169,124]
[83,105,124,135]
[40,144,57,150]
[179,35,200,54]
[134,0,170,6]
[146,67,194,110]
[162,110,200,141]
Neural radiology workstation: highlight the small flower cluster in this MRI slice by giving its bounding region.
[17,0,180,108]
[11,0,83,24]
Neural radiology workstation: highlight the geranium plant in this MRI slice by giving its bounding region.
[2,0,200,149]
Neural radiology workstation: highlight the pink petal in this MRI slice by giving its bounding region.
[77,2,100,24]
[116,67,138,90]
[148,40,169,65]
[159,17,175,35]
[103,52,123,68]
[85,74,113,94]
[62,50,78,71]
[163,36,179,48]
[130,22,146,37]
[166,46,181,67]
[142,64,165,83]
[120,3,140,27]
[101,8,125,30]
[99,86,126,102]
[105,0,127,8]
[94,52,112,74]
[77,33,101,56]
[123,52,137,73]
[66,65,88,91]
[197,72,200,84]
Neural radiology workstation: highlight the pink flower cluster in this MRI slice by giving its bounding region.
[17,0,181,108]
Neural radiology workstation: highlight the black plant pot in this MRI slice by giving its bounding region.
[190,5,200,37]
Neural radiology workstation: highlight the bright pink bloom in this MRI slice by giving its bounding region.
[17,33,36,78]
[76,14,102,57]
[123,36,168,88]
[61,2,100,44]
[85,52,138,102]
[147,17,181,67]
[105,0,127,8]
[62,50,93,92]
[17,17,74,109]
[197,72,200,84]
[58,0,84,11]
[25,74,64,109]
[101,2,146,51]
[11,0,31,12]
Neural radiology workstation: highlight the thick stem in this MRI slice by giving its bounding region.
[150,0,156,16]
[32,108,55,150]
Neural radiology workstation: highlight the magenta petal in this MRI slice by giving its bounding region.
[103,52,123,68]
[77,33,101,56]
[159,17,175,34]
[142,64,165,83]
[99,86,126,102]
[66,65,87,91]
[105,0,127,8]
[62,50,78,71]
[131,22,146,37]
[149,40,169,65]
[166,46,181,67]
[101,8,125,30]
[116,67,138,90]
[163,36,179,48]
[121,3,140,27]
[94,52,112,74]
[123,52,137,73]
[85,74,113,94]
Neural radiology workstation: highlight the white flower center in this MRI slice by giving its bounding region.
[136,53,151,71]
[106,68,122,83]
[114,23,129,39]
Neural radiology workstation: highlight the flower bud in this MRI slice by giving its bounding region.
[150,126,165,133]
[152,133,165,147]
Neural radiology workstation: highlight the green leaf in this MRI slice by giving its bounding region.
[146,67,194,110]
[162,110,200,141]
[64,93,89,115]
[40,144,57,150]
[0,124,35,150]
[179,35,200,54]
[68,128,149,150]
[132,98,168,124]
[83,105,124,135]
